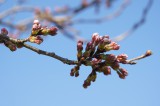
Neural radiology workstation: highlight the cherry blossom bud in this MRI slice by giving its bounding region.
[77,40,83,51]
[75,71,79,77]
[86,41,93,51]
[32,24,38,30]
[145,50,152,56]
[91,58,100,66]
[1,28,8,35]
[82,71,97,88]
[4,41,17,51]
[70,66,80,77]
[117,71,125,79]
[102,66,111,75]
[83,80,90,88]
[110,42,120,50]
[33,19,40,24]
[92,33,99,42]
[9,45,17,51]
[48,27,58,36]
[102,35,109,39]
[29,36,43,44]
[119,68,128,76]
[78,40,83,44]
[105,54,116,63]
[70,68,74,76]
[91,74,97,82]
[117,54,128,63]
[103,38,111,44]
[111,61,120,70]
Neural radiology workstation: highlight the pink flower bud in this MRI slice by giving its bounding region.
[75,71,79,77]
[70,69,74,76]
[111,61,120,70]
[32,24,38,30]
[110,42,120,50]
[102,35,109,39]
[105,54,116,63]
[33,19,40,24]
[103,66,111,75]
[86,41,93,51]
[77,43,83,51]
[83,80,91,88]
[102,38,111,44]
[117,71,125,79]
[78,40,83,45]
[145,50,152,56]
[29,36,43,44]
[92,33,99,41]
[91,58,99,65]
[1,28,8,35]
[119,68,128,76]
[117,54,128,63]
[37,24,41,29]
[48,27,58,36]
[10,45,17,51]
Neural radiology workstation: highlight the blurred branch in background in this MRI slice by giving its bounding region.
[0,0,153,42]
[113,0,153,42]
[73,0,130,24]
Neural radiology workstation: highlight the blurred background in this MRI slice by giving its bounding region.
[0,0,160,106]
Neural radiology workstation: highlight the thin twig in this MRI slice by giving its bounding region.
[0,33,78,65]
[126,50,152,64]
[23,43,78,65]
[0,32,152,66]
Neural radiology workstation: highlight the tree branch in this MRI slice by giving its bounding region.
[126,50,152,64]
[23,43,78,65]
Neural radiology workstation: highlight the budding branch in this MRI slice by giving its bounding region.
[0,19,152,88]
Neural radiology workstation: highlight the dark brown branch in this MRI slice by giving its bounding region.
[0,33,28,43]
[1,31,152,65]
[0,33,78,65]
[23,43,78,65]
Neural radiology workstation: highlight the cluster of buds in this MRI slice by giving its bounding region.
[3,40,17,51]
[29,20,58,44]
[31,20,58,36]
[1,28,8,36]
[0,28,17,51]
[0,20,58,51]
[70,33,130,88]
[29,36,43,44]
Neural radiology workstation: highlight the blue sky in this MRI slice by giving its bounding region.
[0,0,160,106]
